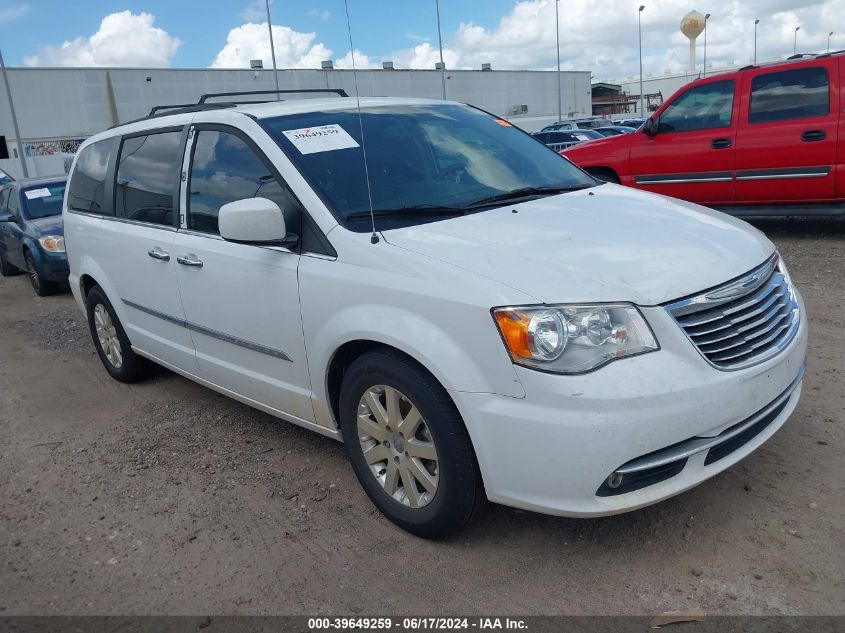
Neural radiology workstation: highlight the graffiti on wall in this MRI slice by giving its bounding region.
[24,138,85,156]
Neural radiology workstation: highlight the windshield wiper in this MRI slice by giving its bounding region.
[345,205,469,220]
[465,184,594,208]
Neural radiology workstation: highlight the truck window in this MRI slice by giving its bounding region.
[67,137,118,215]
[749,67,829,124]
[115,131,182,226]
[657,80,735,133]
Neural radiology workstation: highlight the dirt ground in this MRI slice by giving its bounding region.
[0,218,843,616]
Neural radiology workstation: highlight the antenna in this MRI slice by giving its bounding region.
[343,0,379,244]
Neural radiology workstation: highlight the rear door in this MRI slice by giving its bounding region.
[734,61,839,202]
[171,123,314,422]
[628,79,738,205]
[87,129,200,373]
[1,187,26,269]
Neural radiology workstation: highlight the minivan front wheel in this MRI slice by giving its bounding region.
[339,350,485,538]
[86,286,146,383]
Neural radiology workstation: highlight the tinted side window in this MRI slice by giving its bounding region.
[749,67,829,124]
[658,80,735,133]
[188,130,301,235]
[115,131,182,226]
[67,137,118,214]
[0,188,9,212]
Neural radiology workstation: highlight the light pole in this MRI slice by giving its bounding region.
[638,5,645,116]
[703,13,710,78]
[754,19,759,64]
[435,0,446,99]
[555,0,561,121]
[794,26,800,55]
[0,49,28,177]
[265,0,280,95]
[828,31,834,53]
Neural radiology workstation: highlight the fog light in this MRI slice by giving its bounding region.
[606,472,624,489]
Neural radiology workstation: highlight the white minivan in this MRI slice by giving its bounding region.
[64,92,807,537]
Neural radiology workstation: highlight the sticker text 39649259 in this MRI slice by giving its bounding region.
[282,124,360,155]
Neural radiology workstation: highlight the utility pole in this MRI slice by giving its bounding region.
[265,0,280,96]
[435,0,446,99]
[703,13,710,78]
[555,0,562,121]
[0,49,28,178]
[638,5,645,116]
[754,19,759,64]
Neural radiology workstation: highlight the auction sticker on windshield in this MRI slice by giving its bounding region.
[25,188,52,200]
[282,124,360,155]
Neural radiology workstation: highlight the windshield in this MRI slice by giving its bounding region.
[263,103,595,231]
[22,182,66,219]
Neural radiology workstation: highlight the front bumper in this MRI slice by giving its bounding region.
[34,248,69,282]
[450,297,808,517]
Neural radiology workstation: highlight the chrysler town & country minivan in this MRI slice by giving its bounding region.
[63,93,807,537]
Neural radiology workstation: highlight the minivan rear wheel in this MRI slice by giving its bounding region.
[339,350,485,538]
[86,286,146,383]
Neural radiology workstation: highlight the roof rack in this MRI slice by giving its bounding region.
[146,102,236,117]
[198,88,348,104]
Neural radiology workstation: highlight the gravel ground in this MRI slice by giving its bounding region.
[0,217,843,616]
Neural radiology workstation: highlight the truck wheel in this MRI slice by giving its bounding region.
[339,349,485,538]
[86,285,147,383]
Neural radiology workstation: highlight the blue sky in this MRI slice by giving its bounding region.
[2,0,843,81]
[1,0,517,67]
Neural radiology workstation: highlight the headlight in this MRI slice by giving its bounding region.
[493,304,659,374]
[38,235,65,252]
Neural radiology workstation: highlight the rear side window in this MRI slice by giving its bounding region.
[658,80,735,132]
[115,130,182,226]
[67,137,118,214]
[187,129,301,236]
[749,67,829,124]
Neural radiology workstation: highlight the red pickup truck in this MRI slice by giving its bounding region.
[563,52,844,216]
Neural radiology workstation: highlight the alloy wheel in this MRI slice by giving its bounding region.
[25,256,40,293]
[356,385,440,508]
[93,303,123,369]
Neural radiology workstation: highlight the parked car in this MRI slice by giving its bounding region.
[540,116,613,132]
[564,52,845,215]
[617,118,647,128]
[0,168,13,190]
[64,93,806,537]
[594,126,637,137]
[531,129,603,150]
[0,176,69,295]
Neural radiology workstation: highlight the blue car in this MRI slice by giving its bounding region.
[0,176,69,296]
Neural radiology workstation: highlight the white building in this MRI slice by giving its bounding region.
[0,66,592,178]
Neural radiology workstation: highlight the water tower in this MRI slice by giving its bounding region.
[681,11,706,72]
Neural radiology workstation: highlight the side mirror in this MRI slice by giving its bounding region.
[0,210,12,223]
[642,117,658,136]
[218,197,297,247]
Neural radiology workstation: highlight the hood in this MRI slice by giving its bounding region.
[381,184,774,305]
[564,132,631,156]
[28,215,64,236]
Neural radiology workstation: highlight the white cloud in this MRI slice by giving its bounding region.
[334,49,379,69]
[211,22,331,69]
[0,2,29,24]
[23,11,181,67]
[241,0,268,23]
[389,42,461,70]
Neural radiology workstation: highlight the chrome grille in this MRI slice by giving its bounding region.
[666,254,800,370]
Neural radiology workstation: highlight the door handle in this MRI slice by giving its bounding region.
[147,247,170,261]
[801,130,826,142]
[711,138,732,149]
[176,254,203,268]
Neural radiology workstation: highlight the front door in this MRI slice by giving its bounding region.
[734,62,839,202]
[628,79,738,205]
[172,125,314,422]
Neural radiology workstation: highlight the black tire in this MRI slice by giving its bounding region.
[24,251,59,296]
[86,285,146,383]
[0,248,21,277]
[339,349,485,538]
[586,168,621,184]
